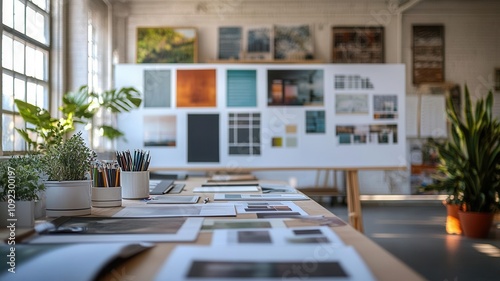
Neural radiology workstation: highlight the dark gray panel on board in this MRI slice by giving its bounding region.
[187,114,220,163]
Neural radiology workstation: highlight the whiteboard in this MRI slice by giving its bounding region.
[115,63,406,169]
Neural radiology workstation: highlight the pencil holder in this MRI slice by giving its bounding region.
[121,171,150,199]
[92,187,122,207]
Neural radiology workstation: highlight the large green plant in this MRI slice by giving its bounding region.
[0,155,45,201]
[430,85,500,212]
[41,132,97,181]
[15,85,141,151]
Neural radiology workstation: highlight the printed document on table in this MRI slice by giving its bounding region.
[193,186,260,192]
[28,217,203,243]
[153,245,376,281]
[113,203,236,217]
[200,218,288,232]
[211,226,345,247]
[234,201,308,215]
[213,193,308,201]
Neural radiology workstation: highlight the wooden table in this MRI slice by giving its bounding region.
[3,176,423,280]
[92,177,423,281]
[149,166,407,233]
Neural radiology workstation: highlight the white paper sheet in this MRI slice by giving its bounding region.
[28,217,203,244]
[405,95,419,137]
[200,218,288,232]
[214,193,308,201]
[211,226,345,246]
[420,95,447,138]
[193,186,260,192]
[153,245,376,281]
[113,203,236,217]
[234,201,308,215]
[147,195,200,204]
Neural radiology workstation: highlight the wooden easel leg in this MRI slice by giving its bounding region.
[346,170,364,233]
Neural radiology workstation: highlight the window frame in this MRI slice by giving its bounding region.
[1,0,51,155]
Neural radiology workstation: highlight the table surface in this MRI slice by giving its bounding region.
[6,177,426,281]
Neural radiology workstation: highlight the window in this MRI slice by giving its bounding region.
[87,6,112,152]
[1,0,50,154]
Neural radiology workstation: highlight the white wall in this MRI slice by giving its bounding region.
[402,0,500,97]
[106,0,500,194]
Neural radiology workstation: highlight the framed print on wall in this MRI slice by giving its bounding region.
[331,26,384,63]
[412,25,444,84]
[274,24,313,60]
[218,27,242,60]
[136,27,197,63]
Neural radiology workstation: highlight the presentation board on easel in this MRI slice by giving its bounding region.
[115,63,406,169]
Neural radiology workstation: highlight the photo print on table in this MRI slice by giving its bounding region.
[211,226,345,246]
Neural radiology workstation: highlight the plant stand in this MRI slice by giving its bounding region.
[45,180,92,217]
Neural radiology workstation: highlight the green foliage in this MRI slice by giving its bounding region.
[41,132,97,181]
[0,155,45,201]
[429,85,500,212]
[15,85,142,151]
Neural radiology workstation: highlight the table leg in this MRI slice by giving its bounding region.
[346,170,364,233]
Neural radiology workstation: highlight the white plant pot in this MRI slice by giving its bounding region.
[92,187,122,207]
[44,180,92,217]
[0,200,35,228]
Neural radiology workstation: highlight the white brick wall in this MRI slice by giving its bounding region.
[103,0,500,194]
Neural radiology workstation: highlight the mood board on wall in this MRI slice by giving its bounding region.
[115,63,406,169]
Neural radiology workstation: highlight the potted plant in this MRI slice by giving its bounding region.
[14,85,141,151]
[41,132,97,217]
[430,85,500,238]
[0,154,45,227]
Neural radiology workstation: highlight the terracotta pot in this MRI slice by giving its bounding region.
[458,211,494,239]
[445,203,462,235]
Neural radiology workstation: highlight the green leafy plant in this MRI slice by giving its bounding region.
[15,85,142,151]
[429,85,500,212]
[41,132,97,181]
[0,154,45,201]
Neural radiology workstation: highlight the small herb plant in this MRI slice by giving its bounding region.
[0,154,45,201]
[41,132,97,181]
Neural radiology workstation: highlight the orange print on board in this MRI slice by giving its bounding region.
[176,69,216,107]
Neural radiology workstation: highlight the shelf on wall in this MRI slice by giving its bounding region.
[206,59,325,64]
